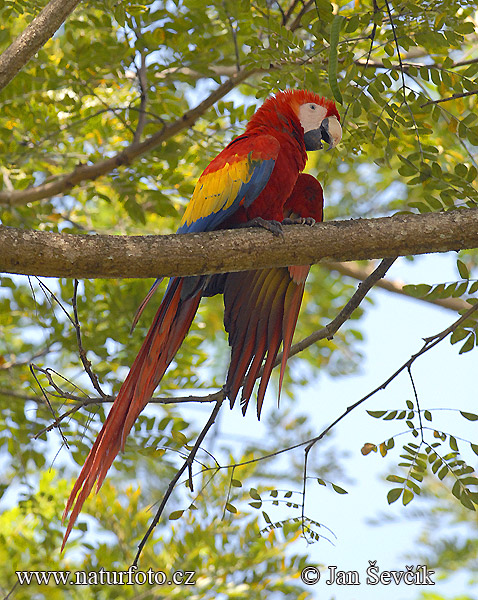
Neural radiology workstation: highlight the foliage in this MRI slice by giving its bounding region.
[0,467,313,599]
[1,0,478,596]
[364,401,478,510]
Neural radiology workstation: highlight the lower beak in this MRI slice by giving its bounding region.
[303,117,341,151]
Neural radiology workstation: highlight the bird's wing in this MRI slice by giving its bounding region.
[177,134,280,233]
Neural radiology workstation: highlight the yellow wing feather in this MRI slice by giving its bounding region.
[180,156,254,229]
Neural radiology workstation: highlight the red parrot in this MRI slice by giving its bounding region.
[62,90,341,548]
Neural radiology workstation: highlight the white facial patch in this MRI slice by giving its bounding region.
[298,103,328,133]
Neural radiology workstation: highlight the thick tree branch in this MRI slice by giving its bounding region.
[1,209,478,279]
[0,0,82,92]
[0,69,255,207]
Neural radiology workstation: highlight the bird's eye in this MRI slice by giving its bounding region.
[309,104,316,110]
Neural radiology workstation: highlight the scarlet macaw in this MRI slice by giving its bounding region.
[62,89,341,547]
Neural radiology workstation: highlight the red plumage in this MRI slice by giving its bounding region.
[62,90,339,549]
[223,173,324,417]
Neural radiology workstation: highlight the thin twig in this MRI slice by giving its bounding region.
[29,365,69,448]
[343,0,380,124]
[420,88,478,107]
[2,580,19,600]
[132,398,225,567]
[72,280,107,398]
[222,1,241,72]
[407,366,424,442]
[383,0,422,154]
[289,0,315,32]
[132,23,148,144]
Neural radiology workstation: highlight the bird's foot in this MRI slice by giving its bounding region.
[282,216,316,226]
[240,217,284,237]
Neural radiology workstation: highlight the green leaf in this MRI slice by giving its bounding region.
[331,483,348,495]
[249,488,261,500]
[460,494,476,511]
[438,466,449,480]
[169,510,184,520]
[459,333,475,354]
[225,503,237,513]
[386,474,405,483]
[461,411,478,421]
[367,410,387,418]
[451,328,470,344]
[402,489,414,505]
[460,477,478,486]
[383,410,398,420]
[457,259,470,279]
[387,488,402,504]
[452,480,462,500]
[403,284,432,297]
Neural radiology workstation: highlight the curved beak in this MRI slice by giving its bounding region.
[304,116,342,151]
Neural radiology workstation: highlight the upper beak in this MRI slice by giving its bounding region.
[304,116,342,151]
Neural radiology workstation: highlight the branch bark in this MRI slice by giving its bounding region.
[0,0,82,92]
[2,209,478,279]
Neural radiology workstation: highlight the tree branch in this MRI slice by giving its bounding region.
[1,209,478,279]
[420,88,478,107]
[0,69,256,207]
[324,261,471,312]
[0,0,82,92]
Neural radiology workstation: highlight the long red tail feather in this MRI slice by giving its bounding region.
[61,278,201,549]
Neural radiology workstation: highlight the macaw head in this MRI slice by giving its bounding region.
[295,93,342,151]
[248,89,342,151]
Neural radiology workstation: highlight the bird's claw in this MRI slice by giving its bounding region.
[282,216,316,226]
[241,217,284,237]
